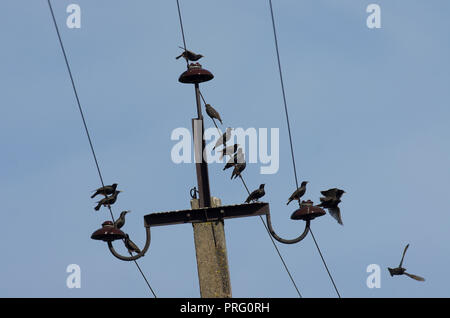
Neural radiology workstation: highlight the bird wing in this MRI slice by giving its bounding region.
[404,272,425,282]
[399,244,409,267]
[328,207,343,225]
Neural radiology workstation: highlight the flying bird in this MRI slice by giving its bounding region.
[245,184,265,203]
[124,234,141,254]
[223,148,244,170]
[91,183,118,199]
[176,47,203,62]
[388,244,425,282]
[219,144,240,160]
[213,127,232,150]
[114,210,130,229]
[286,181,308,205]
[94,190,122,211]
[318,188,345,225]
[205,104,223,125]
[231,162,246,180]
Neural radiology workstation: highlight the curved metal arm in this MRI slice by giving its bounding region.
[265,212,310,244]
[107,226,151,261]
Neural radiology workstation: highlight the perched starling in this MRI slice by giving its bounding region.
[124,234,141,254]
[205,104,223,125]
[223,148,244,170]
[286,181,308,205]
[231,161,246,179]
[91,183,118,199]
[318,188,345,225]
[213,127,232,150]
[245,184,265,203]
[94,190,122,211]
[388,244,425,282]
[219,143,240,160]
[176,47,203,62]
[114,210,130,229]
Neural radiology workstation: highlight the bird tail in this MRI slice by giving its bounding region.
[176,54,183,59]
[286,199,292,206]
[91,192,98,199]
[387,268,395,277]
[219,119,223,125]
[94,203,101,211]
[404,272,425,282]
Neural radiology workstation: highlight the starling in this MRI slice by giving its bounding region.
[318,188,345,225]
[245,184,265,203]
[231,161,246,179]
[94,190,122,211]
[219,143,240,160]
[176,47,203,62]
[223,148,244,170]
[124,234,141,254]
[286,181,308,205]
[213,127,232,150]
[205,104,223,125]
[91,183,118,199]
[388,244,425,282]
[114,210,130,229]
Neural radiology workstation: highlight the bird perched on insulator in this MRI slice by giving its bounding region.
[223,148,244,170]
[318,188,345,225]
[388,244,425,282]
[219,144,240,160]
[231,162,246,179]
[176,46,203,62]
[213,127,232,150]
[124,234,141,254]
[91,183,118,199]
[205,104,223,125]
[114,210,130,229]
[286,181,308,206]
[245,184,265,203]
[94,190,122,211]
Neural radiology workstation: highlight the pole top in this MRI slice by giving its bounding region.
[179,63,214,84]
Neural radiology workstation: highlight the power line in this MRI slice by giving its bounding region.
[47,0,156,297]
[268,0,341,298]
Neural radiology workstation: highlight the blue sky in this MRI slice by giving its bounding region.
[1,0,449,297]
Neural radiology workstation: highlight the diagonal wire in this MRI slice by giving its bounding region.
[176,0,189,68]
[47,0,156,297]
[268,0,341,298]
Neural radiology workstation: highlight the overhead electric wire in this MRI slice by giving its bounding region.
[268,0,341,298]
[47,0,156,297]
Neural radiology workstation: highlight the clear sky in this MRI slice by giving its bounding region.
[1,0,449,298]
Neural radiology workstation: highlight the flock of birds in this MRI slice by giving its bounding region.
[90,47,426,283]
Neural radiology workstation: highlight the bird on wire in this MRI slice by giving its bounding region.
[231,162,246,180]
[219,143,240,160]
[205,104,223,125]
[245,184,265,203]
[176,46,203,62]
[94,190,122,211]
[388,244,425,282]
[213,127,233,150]
[90,183,118,199]
[318,188,345,225]
[286,181,308,206]
[114,210,130,229]
[223,148,244,170]
[124,234,142,254]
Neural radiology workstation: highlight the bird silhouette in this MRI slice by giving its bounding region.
[286,181,308,205]
[205,104,223,125]
[213,127,232,150]
[176,47,203,62]
[114,210,130,229]
[219,144,240,160]
[318,188,345,225]
[231,162,246,179]
[91,183,118,199]
[388,244,425,282]
[223,148,244,170]
[245,184,265,203]
[94,190,122,211]
[124,234,141,254]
